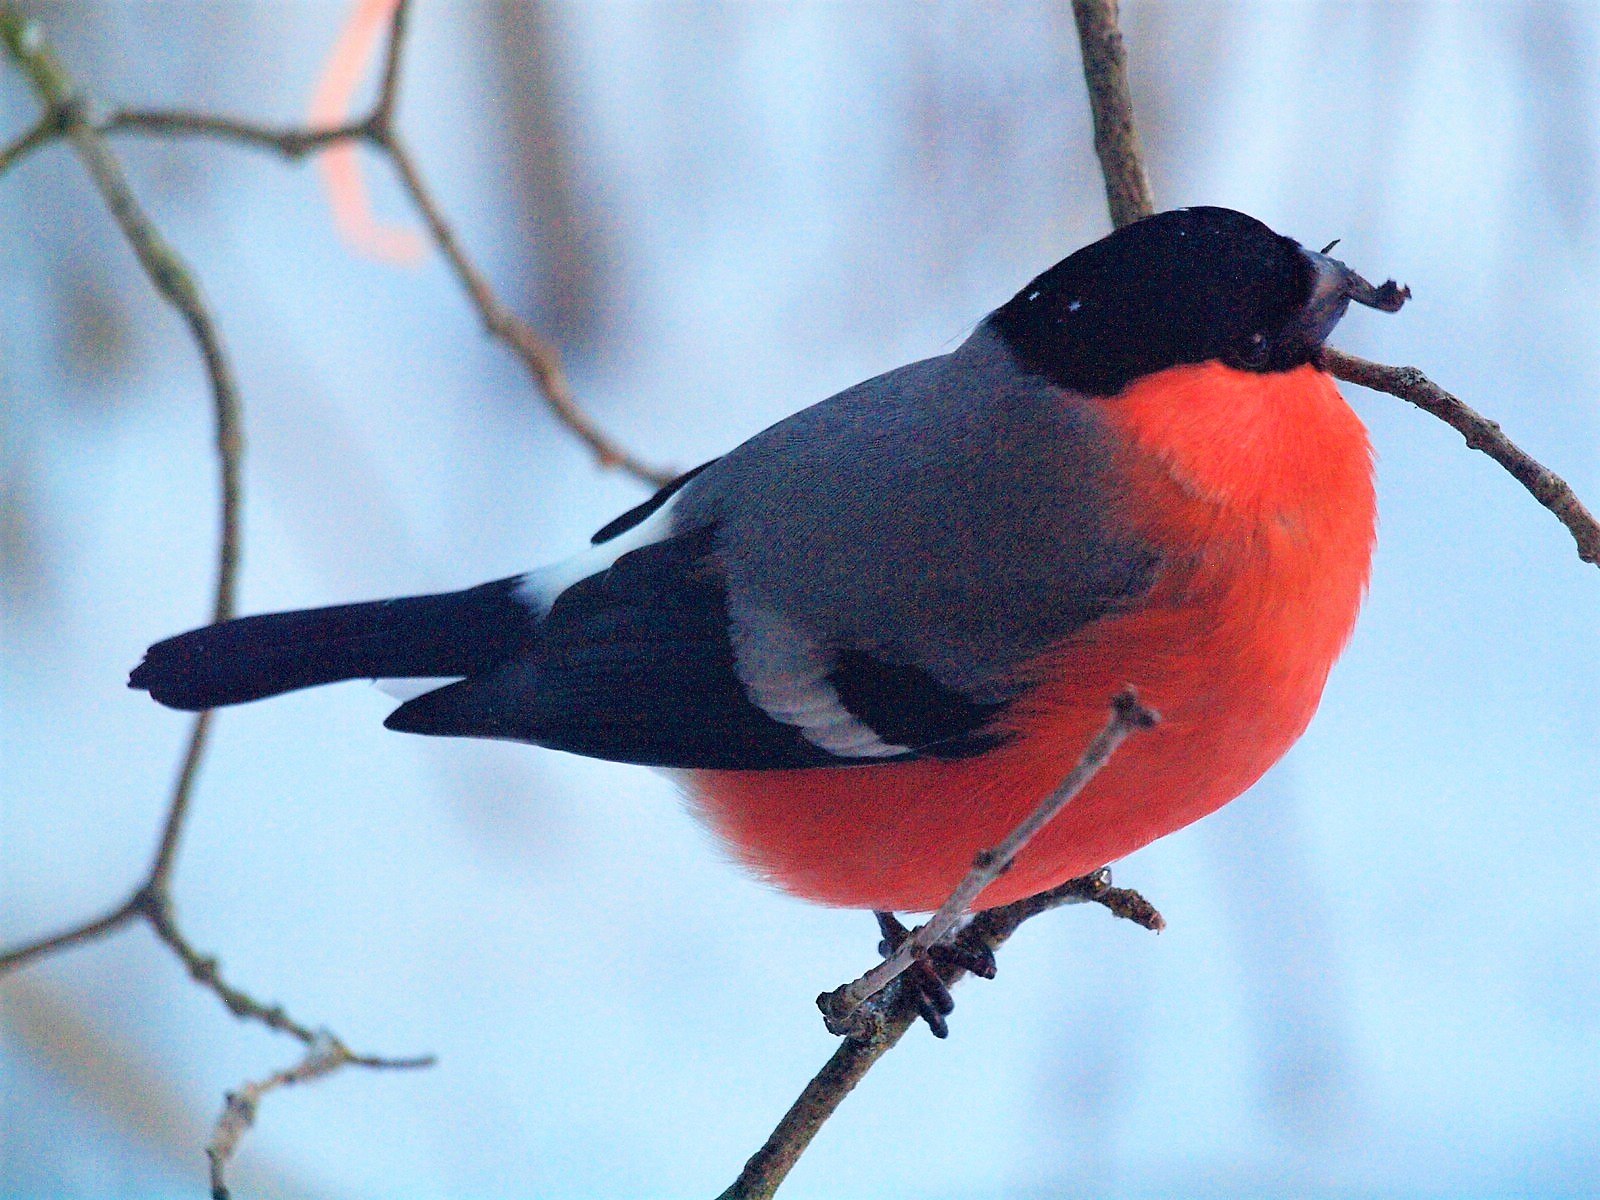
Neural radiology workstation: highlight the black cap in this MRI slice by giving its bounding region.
[991,207,1407,397]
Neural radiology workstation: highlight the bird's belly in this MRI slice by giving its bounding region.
[688,524,1365,913]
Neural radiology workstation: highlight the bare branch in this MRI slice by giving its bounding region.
[721,868,1162,1200]
[716,1016,911,1200]
[724,693,1162,1200]
[817,690,1158,1036]
[147,710,215,889]
[1064,2,1600,574]
[0,0,664,984]
[977,866,1165,938]
[48,2,673,486]
[0,103,66,173]
[208,1037,434,1200]
[3,0,241,946]
[1,4,241,959]
[103,109,372,159]
[372,0,413,127]
[0,17,245,628]
[1070,0,1153,228]
[1323,347,1600,567]
[0,896,140,974]
[0,19,431,1186]
[137,887,320,1044]
[381,134,674,485]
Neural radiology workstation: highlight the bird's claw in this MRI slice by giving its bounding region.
[873,911,997,1039]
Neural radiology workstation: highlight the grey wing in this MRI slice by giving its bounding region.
[390,324,1156,769]
[671,323,1159,746]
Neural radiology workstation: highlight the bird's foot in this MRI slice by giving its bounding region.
[873,911,997,1039]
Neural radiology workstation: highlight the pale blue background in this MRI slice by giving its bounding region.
[2,2,1597,1197]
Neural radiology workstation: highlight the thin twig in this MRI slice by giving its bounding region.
[147,710,217,891]
[1070,0,1598,569]
[102,109,373,159]
[816,690,1158,1037]
[0,18,430,1183]
[207,1037,434,1200]
[720,869,1162,1200]
[0,710,216,975]
[1322,347,1600,567]
[139,887,320,1044]
[727,693,1162,1200]
[715,1014,912,1200]
[0,711,216,973]
[113,0,662,483]
[11,1,672,485]
[380,134,672,484]
[0,103,65,173]
[0,4,242,959]
[371,0,412,126]
[0,17,246,629]
[350,2,652,477]
[0,0,662,976]
[0,897,140,974]
[1070,0,1153,228]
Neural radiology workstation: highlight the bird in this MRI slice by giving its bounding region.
[131,206,1407,924]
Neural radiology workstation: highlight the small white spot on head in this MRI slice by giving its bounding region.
[1026,290,1041,302]
[1067,299,1082,313]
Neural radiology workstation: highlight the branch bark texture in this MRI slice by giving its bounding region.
[1071,0,1153,228]
[719,868,1162,1200]
[207,1037,433,1200]
[1322,348,1600,566]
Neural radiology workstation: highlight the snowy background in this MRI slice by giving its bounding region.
[2,2,1597,1197]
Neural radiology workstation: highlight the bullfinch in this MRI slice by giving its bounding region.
[131,206,1407,918]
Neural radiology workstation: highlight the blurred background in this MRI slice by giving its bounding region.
[2,2,1597,1197]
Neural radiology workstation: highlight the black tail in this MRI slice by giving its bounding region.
[129,577,536,711]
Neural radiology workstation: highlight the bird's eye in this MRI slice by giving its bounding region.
[1231,332,1272,370]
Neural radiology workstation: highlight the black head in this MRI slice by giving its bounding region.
[990,207,1407,397]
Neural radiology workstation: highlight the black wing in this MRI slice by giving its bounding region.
[384,525,1014,769]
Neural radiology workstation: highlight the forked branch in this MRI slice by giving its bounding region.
[816,690,1158,1038]
[0,0,671,486]
[1065,0,1599,571]
[0,10,430,1195]
[721,691,1163,1200]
